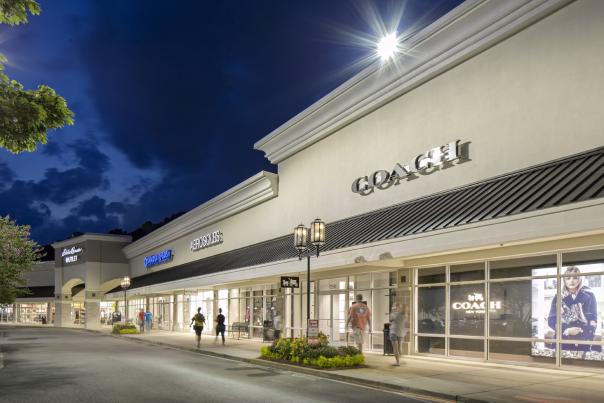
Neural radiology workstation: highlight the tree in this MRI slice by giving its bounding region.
[0,215,42,304]
[0,0,74,153]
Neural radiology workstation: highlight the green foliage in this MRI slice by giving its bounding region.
[111,323,138,334]
[0,215,42,304]
[260,332,364,369]
[0,0,74,154]
[0,0,40,25]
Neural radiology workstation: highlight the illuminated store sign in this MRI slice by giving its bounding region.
[62,246,83,264]
[144,249,173,269]
[351,140,462,195]
[451,292,501,314]
[190,230,223,252]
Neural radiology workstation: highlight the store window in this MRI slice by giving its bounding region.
[490,255,556,279]
[450,262,484,282]
[450,283,485,336]
[560,249,604,368]
[417,266,445,285]
[417,286,445,335]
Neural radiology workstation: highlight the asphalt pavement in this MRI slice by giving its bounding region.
[0,327,441,403]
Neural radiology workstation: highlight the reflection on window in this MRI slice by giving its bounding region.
[490,255,557,279]
[417,286,445,334]
[450,338,483,358]
[417,267,445,285]
[450,262,485,282]
[490,340,555,364]
[489,280,546,337]
[417,336,445,354]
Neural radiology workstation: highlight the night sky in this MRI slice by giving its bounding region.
[0,0,462,245]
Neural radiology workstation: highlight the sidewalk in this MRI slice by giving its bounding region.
[113,330,604,403]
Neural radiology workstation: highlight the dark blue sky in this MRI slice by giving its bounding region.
[0,0,461,245]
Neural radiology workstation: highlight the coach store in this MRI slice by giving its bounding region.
[97,0,604,371]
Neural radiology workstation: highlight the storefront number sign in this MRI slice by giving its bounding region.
[280,276,300,288]
[351,140,462,196]
[62,246,83,265]
[190,230,223,252]
[144,249,173,269]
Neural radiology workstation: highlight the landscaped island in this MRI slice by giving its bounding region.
[260,333,364,369]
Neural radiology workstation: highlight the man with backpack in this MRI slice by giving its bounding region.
[214,308,226,346]
[189,307,206,348]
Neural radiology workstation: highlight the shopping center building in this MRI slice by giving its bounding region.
[5,0,604,370]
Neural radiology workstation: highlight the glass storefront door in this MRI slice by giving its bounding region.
[318,292,347,345]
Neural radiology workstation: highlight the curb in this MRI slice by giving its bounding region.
[113,334,486,403]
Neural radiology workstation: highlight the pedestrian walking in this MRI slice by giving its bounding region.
[346,294,372,353]
[189,308,206,348]
[137,309,145,333]
[214,308,226,346]
[389,303,408,366]
[144,309,152,331]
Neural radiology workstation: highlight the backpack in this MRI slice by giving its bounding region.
[194,313,205,327]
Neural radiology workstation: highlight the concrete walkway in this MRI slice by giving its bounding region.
[112,329,604,403]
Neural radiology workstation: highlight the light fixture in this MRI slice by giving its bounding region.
[294,224,308,256]
[120,276,130,324]
[377,32,398,61]
[120,276,131,290]
[293,218,326,337]
[310,218,325,252]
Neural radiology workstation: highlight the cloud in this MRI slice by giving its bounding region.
[70,195,107,220]
[0,162,15,189]
[0,141,112,243]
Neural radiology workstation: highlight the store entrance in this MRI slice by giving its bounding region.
[318,291,347,346]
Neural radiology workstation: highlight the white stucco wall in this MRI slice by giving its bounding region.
[277,0,604,228]
[128,0,604,277]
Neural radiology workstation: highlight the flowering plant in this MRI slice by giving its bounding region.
[260,332,364,369]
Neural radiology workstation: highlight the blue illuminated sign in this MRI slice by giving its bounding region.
[144,249,173,269]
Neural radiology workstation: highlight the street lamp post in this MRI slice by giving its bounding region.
[294,218,325,337]
[120,276,130,323]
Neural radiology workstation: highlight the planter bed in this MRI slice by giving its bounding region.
[260,334,365,370]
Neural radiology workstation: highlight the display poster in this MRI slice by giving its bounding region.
[531,263,604,362]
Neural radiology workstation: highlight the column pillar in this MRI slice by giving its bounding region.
[85,290,102,330]
[172,294,178,331]
[54,294,72,327]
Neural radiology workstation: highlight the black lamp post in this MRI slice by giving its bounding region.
[294,218,325,337]
[120,276,130,323]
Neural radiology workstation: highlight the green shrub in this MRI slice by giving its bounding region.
[337,345,361,356]
[260,334,364,369]
[111,323,138,334]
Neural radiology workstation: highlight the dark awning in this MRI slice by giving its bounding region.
[111,146,604,293]
[17,286,55,299]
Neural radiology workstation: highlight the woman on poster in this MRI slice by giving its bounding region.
[548,266,598,351]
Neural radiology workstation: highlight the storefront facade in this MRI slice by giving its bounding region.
[3,262,55,325]
[9,0,601,372]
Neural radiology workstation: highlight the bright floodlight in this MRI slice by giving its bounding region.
[377,32,398,61]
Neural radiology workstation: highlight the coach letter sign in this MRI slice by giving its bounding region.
[351,140,463,196]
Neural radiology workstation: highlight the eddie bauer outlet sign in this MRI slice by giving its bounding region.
[351,140,463,195]
[62,246,83,264]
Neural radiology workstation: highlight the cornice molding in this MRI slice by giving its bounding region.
[122,171,279,259]
[254,0,573,164]
[52,233,132,249]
